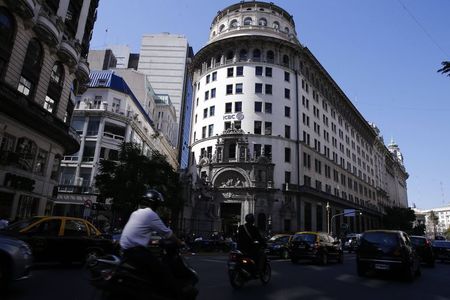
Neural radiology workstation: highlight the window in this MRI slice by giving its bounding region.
[226,84,233,95]
[264,145,272,160]
[203,108,208,118]
[254,121,262,134]
[236,66,243,76]
[202,126,206,138]
[265,67,272,77]
[205,90,209,100]
[253,49,261,61]
[206,74,210,84]
[224,121,231,130]
[194,114,197,123]
[264,122,272,135]
[230,19,238,28]
[285,148,291,163]
[211,88,216,98]
[235,101,242,112]
[285,88,290,99]
[239,49,248,61]
[212,71,217,81]
[267,50,274,63]
[285,125,291,139]
[219,24,225,32]
[255,66,263,76]
[284,71,290,82]
[208,124,214,137]
[285,106,290,117]
[34,148,48,175]
[259,18,267,26]
[209,106,215,116]
[225,102,232,113]
[255,101,262,112]
[227,67,234,77]
[265,84,272,95]
[283,55,289,66]
[273,21,280,29]
[64,220,88,237]
[265,102,272,114]
[235,83,243,94]
[18,39,43,98]
[0,7,16,76]
[285,171,291,184]
[43,96,56,113]
[255,83,263,93]
[244,17,252,25]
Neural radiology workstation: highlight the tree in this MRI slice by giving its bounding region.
[410,223,426,236]
[95,142,182,230]
[438,61,450,77]
[382,206,416,233]
[428,210,439,238]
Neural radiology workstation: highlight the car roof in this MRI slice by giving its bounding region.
[363,230,403,234]
[410,235,427,239]
[293,231,323,235]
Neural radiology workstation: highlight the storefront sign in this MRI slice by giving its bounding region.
[223,112,244,121]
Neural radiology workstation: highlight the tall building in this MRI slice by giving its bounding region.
[186,1,408,236]
[87,49,117,71]
[0,0,99,220]
[137,33,194,164]
[414,206,450,238]
[56,70,178,216]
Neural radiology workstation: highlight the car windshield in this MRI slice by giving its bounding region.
[292,234,316,243]
[4,217,41,232]
[361,232,398,247]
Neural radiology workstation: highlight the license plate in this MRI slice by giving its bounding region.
[374,264,390,270]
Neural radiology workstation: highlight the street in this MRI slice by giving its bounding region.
[5,253,450,300]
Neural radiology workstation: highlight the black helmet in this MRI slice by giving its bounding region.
[141,189,164,206]
[245,213,255,224]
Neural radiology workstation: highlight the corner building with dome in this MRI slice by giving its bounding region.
[186,1,408,236]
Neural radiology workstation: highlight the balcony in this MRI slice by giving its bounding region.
[0,81,80,154]
[58,185,93,194]
[34,11,60,46]
[58,40,79,67]
[76,59,90,83]
[5,0,36,19]
[103,132,125,141]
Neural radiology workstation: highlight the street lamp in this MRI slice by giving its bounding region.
[329,209,362,237]
[326,202,330,234]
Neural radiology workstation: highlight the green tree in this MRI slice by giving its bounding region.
[95,142,182,230]
[410,223,426,236]
[438,61,450,76]
[428,210,439,238]
[382,206,416,233]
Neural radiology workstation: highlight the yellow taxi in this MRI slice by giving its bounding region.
[3,216,114,263]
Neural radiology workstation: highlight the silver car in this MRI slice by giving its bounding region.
[0,234,33,289]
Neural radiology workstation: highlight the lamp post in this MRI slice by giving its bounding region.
[326,202,330,234]
[330,210,362,237]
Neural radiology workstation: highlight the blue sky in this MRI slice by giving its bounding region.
[90,0,450,210]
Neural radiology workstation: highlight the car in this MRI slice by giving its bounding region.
[342,233,361,253]
[410,235,435,267]
[0,234,33,289]
[356,230,420,281]
[289,232,343,265]
[2,216,114,264]
[431,240,450,262]
[265,234,291,259]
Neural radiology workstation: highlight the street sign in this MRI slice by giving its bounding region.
[343,209,356,217]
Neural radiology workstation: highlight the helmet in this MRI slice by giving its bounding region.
[245,213,255,224]
[141,189,164,207]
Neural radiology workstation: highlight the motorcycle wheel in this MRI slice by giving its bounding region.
[260,263,271,285]
[229,270,245,289]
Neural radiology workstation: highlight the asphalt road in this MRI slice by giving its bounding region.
[5,253,450,300]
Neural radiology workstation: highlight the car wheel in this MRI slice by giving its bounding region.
[260,262,271,285]
[280,249,289,260]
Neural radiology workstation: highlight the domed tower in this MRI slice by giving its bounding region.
[188,1,387,235]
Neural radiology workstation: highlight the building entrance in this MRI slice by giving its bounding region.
[220,202,241,237]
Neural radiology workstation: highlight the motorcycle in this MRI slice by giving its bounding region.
[227,243,271,289]
[87,240,199,300]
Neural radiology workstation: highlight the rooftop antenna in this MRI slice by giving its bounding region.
[103,27,109,48]
[440,181,445,205]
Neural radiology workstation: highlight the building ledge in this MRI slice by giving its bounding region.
[5,0,36,19]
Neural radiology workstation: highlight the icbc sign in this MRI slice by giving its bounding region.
[223,112,244,120]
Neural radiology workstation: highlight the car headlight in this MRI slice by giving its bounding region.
[20,244,32,258]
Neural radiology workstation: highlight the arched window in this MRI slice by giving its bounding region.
[226,50,234,61]
[253,49,261,61]
[273,21,280,29]
[267,50,274,63]
[285,27,290,33]
[45,63,65,114]
[0,7,16,76]
[258,18,267,26]
[17,38,44,98]
[212,31,216,37]
[243,17,252,26]
[230,19,239,28]
[16,137,37,171]
[215,54,222,65]
[283,55,289,66]
[219,24,225,33]
[239,49,248,61]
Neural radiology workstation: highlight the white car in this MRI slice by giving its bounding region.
[0,234,33,289]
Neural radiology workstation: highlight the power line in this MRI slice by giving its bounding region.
[397,0,450,59]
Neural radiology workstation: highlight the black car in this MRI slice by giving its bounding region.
[356,230,420,281]
[410,235,435,267]
[289,232,343,265]
[431,240,450,262]
[265,234,291,259]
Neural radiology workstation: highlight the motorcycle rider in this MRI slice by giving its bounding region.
[119,188,196,299]
[236,213,267,276]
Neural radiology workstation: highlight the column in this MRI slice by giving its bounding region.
[75,116,89,180]
[89,118,105,184]
[56,0,70,19]
[75,0,91,41]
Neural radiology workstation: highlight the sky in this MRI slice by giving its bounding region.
[90,0,450,210]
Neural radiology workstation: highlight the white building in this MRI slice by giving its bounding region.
[186,1,408,236]
[415,206,450,238]
[56,70,178,216]
[0,0,99,220]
